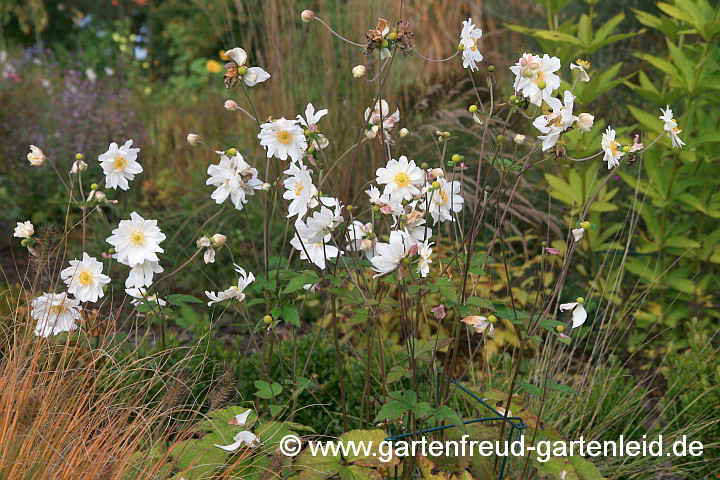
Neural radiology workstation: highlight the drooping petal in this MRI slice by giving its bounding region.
[571,304,587,329]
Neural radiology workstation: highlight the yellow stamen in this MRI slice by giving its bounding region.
[394,172,410,188]
[130,231,145,246]
[50,304,68,315]
[276,130,292,144]
[295,184,304,196]
[78,271,93,285]
[114,156,128,171]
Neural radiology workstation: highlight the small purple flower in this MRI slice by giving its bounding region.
[431,304,446,320]
[546,247,561,255]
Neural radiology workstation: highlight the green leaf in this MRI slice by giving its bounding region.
[255,380,282,399]
[167,294,204,306]
[517,380,543,397]
[282,304,301,326]
[283,273,320,294]
[374,400,410,422]
[386,365,410,383]
[545,379,579,395]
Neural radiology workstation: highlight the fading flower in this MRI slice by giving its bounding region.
[31,292,82,338]
[27,145,47,166]
[601,127,624,169]
[659,106,685,149]
[459,18,483,72]
[14,221,34,239]
[559,297,587,329]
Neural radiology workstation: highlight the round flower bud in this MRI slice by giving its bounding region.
[372,205,380,212]
[488,315,497,324]
[21,239,29,247]
[224,99,239,111]
[488,65,496,72]
[582,221,591,229]
[469,104,478,113]
[399,127,409,138]
[237,66,247,75]
[509,95,517,103]
[496,134,504,143]
[75,153,84,160]
[514,134,525,145]
[623,145,630,152]
[430,168,444,179]
[263,314,273,324]
[576,296,585,304]
[447,161,454,167]
[187,133,200,147]
[90,183,99,190]
[94,191,106,203]
[301,10,314,23]
[211,233,227,247]
[556,325,565,333]
[457,43,465,51]
[352,65,366,79]
[431,181,440,189]
[451,154,461,162]
[420,162,429,169]
[227,147,237,156]
[541,240,548,247]
[108,247,116,254]
[388,31,397,41]
[308,146,316,154]
[380,39,389,49]
[536,80,547,89]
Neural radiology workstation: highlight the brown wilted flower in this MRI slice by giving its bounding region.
[395,21,414,55]
[364,18,391,55]
[224,61,240,89]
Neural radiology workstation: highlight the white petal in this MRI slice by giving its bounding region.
[571,304,587,328]
[559,302,578,312]
[229,409,252,426]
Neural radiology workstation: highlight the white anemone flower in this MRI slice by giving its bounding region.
[570,61,590,82]
[659,106,685,149]
[205,265,255,306]
[370,230,413,278]
[126,259,164,288]
[215,431,259,451]
[60,252,111,302]
[225,47,270,87]
[283,161,318,218]
[417,240,433,278]
[559,297,588,329]
[126,288,167,307]
[601,127,624,169]
[376,155,424,202]
[366,185,403,216]
[364,99,400,136]
[99,140,142,191]
[258,118,307,162]
[206,153,263,211]
[14,221,34,239]
[31,292,82,338]
[459,18,483,71]
[461,315,494,335]
[305,205,343,240]
[297,103,329,150]
[27,145,47,166]
[532,91,575,151]
[510,53,561,106]
[346,221,376,259]
[290,218,339,270]
[107,212,166,267]
[429,178,464,224]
